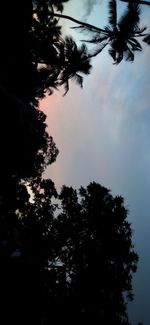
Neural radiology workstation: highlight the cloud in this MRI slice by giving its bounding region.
[82,0,103,21]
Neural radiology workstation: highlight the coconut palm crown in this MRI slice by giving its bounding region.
[71,0,150,64]
[58,36,92,95]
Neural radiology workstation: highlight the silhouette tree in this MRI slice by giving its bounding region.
[0,0,56,179]
[0,177,58,325]
[31,0,92,96]
[50,0,150,64]
[0,3,59,323]
[58,36,92,94]
[0,0,59,182]
[1,180,137,324]
[40,182,138,324]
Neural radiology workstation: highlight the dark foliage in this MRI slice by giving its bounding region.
[50,182,138,324]
[6,181,138,324]
[0,2,59,322]
[31,1,92,96]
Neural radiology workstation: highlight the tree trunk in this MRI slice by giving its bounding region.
[50,12,108,34]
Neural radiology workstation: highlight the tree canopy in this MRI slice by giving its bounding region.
[9,180,137,325]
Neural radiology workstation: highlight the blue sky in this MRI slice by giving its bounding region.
[42,1,150,324]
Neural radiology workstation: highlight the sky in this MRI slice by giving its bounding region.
[41,1,150,324]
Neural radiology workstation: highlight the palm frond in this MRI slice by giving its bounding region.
[64,36,76,54]
[80,34,109,44]
[70,25,107,34]
[77,45,92,74]
[76,60,92,75]
[58,35,92,94]
[124,46,134,62]
[114,52,123,64]
[79,43,89,58]
[88,42,109,58]
[118,2,141,34]
[62,79,69,96]
[133,25,147,34]
[128,38,142,50]
[72,73,83,88]
[108,48,116,61]
[61,73,83,96]
[80,62,92,75]
[108,0,117,29]
[64,39,92,75]
[142,34,150,45]
[104,25,113,33]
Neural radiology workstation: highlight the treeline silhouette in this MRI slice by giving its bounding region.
[0,1,140,324]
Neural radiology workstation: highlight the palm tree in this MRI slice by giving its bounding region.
[32,1,92,95]
[50,0,150,64]
[58,36,92,95]
[80,0,150,64]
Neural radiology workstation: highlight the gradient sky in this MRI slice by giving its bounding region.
[41,1,150,324]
